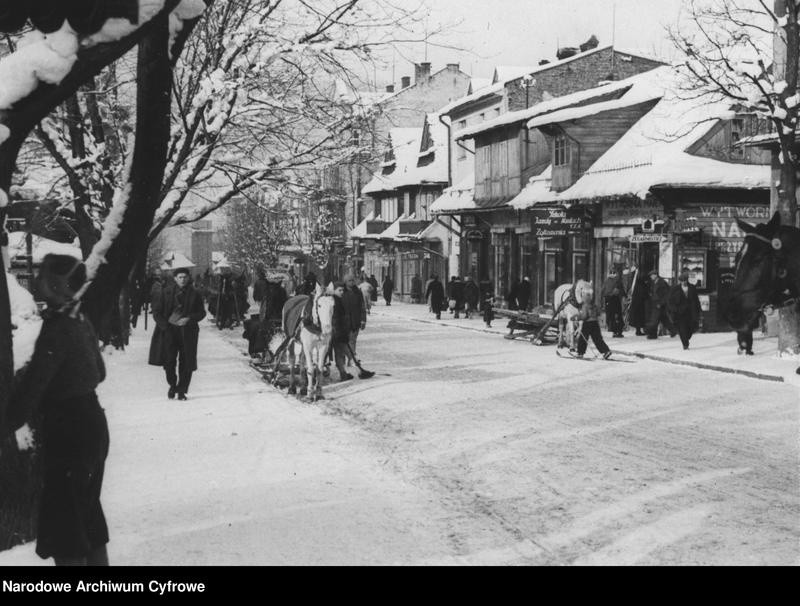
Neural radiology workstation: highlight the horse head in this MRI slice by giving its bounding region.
[728,211,798,330]
[575,279,594,304]
[314,293,335,336]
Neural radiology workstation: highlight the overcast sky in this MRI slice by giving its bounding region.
[377,0,687,86]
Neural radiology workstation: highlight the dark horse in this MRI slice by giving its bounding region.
[727,211,800,373]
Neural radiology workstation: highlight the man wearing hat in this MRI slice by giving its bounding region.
[646,269,672,340]
[8,254,111,565]
[149,267,207,400]
[667,272,702,350]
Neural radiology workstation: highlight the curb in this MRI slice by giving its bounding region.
[372,308,787,383]
[609,350,785,383]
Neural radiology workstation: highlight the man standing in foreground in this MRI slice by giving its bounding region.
[149,268,207,400]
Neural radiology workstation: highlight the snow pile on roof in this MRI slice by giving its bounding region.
[161,251,196,270]
[430,174,477,214]
[510,166,564,209]
[493,65,537,84]
[512,67,770,208]
[467,78,492,95]
[362,116,448,194]
[349,211,376,239]
[378,215,408,239]
[8,272,42,372]
[7,232,82,263]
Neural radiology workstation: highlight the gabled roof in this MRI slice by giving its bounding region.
[510,67,770,208]
[493,65,537,84]
[362,115,448,195]
[455,69,658,141]
[349,211,376,238]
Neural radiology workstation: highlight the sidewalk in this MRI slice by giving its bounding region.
[370,301,800,384]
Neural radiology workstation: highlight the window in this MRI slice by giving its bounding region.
[351,129,361,147]
[457,141,467,160]
[458,120,466,131]
[494,107,501,118]
[554,133,570,167]
[479,112,486,122]
[730,118,745,159]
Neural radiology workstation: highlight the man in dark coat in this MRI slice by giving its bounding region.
[331,282,353,381]
[626,264,647,336]
[667,272,702,350]
[463,276,479,319]
[447,276,465,318]
[425,275,445,320]
[382,275,394,306]
[410,274,423,304]
[517,277,532,311]
[149,267,207,400]
[296,272,318,296]
[342,273,367,360]
[601,269,626,338]
[645,269,672,340]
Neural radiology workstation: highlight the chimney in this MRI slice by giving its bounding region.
[401,76,411,89]
[386,84,395,93]
[415,62,431,81]
[446,63,460,72]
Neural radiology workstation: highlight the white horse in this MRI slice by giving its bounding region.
[283,285,335,402]
[553,279,593,350]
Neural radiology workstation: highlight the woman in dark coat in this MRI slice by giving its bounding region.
[368,274,379,302]
[8,254,110,566]
[425,275,445,320]
[149,267,207,400]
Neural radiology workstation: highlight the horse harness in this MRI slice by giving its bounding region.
[742,230,798,313]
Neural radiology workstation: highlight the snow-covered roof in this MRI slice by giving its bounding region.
[362,116,448,195]
[378,215,407,239]
[349,211,376,238]
[493,65,537,84]
[511,69,771,208]
[456,70,658,141]
[162,251,195,270]
[430,174,477,214]
[7,231,82,263]
[467,78,492,95]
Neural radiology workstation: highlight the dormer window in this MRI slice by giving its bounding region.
[730,118,745,159]
[554,133,571,166]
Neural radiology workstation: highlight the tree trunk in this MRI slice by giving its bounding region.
[82,16,174,331]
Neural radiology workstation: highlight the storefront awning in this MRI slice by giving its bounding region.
[431,174,477,215]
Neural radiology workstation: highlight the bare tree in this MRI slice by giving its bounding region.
[669,0,799,353]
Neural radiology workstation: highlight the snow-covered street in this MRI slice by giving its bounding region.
[2,307,798,566]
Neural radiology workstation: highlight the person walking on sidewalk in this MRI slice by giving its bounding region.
[7,254,110,566]
[342,273,367,363]
[447,276,465,318]
[331,282,354,381]
[463,276,480,319]
[626,263,647,336]
[667,272,702,350]
[382,275,394,306]
[602,269,626,338]
[645,269,672,340]
[572,289,612,359]
[149,267,207,400]
[426,275,445,320]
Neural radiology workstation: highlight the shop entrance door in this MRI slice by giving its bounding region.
[544,251,560,305]
[639,243,659,275]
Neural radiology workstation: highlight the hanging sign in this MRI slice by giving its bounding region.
[629,234,664,243]
[531,207,590,237]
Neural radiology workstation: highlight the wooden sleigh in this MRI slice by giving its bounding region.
[493,307,559,344]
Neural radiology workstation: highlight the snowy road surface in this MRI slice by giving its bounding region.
[1,309,798,565]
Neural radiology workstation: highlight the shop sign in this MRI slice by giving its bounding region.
[603,199,665,225]
[462,214,477,227]
[628,234,664,243]
[465,229,485,241]
[531,206,589,237]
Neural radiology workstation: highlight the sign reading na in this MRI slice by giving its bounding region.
[531,206,589,237]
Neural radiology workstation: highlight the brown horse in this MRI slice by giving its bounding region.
[727,211,800,373]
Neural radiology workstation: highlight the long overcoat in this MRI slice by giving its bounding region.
[148,282,207,370]
[426,279,446,311]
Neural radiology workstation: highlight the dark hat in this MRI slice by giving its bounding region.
[648,269,658,277]
[173,267,190,277]
[679,271,690,282]
[333,281,345,289]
